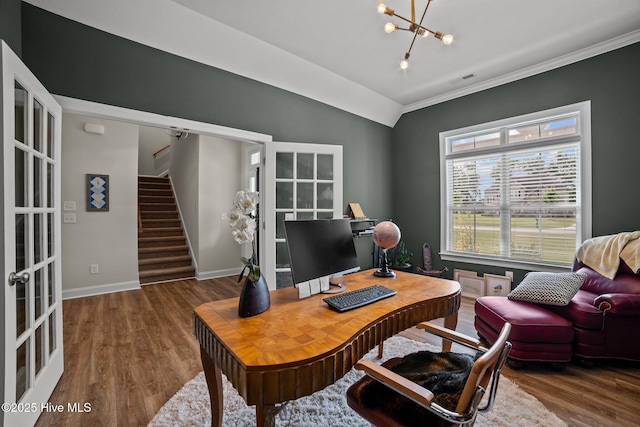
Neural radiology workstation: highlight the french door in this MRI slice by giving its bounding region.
[1,41,63,427]
[262,142,343,290]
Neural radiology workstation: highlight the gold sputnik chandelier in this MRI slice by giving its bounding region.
[377,0,453,69]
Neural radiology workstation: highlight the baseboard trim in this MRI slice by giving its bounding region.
[196,267,242,281]
[62,280,141,300]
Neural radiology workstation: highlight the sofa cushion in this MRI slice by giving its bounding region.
[576,266,640,295]
[508,272,586,306]
[546,290,604,330]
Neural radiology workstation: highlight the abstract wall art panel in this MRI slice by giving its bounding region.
[87,174,109,211]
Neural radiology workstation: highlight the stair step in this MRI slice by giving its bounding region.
[138,255,193,271]
[138,245,190,259]
[138,235,186,248]
[138,181,171,190]
[138,176,169,183]
[141,218,181,228]
[139,203,176,211]
[139,227,184,238]
[139,195,175,204]
[140,211,179,220]
[139,266,195,284]
[139,188,173,197]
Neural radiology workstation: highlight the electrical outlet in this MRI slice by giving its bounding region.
[221,212,228,220]
[63,201,76,211]
[63,214,76,223]
[90,264,99,274]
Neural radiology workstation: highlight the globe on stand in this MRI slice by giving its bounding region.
[372,221,401,277]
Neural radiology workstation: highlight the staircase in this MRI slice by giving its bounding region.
[137,176,195,284]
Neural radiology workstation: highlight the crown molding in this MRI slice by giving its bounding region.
[403,30,640,115]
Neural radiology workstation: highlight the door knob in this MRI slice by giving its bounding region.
[8,271,30,286]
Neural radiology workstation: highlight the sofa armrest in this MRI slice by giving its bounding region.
[594,293,640,315]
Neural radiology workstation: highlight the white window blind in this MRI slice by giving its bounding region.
[440,102,591,270]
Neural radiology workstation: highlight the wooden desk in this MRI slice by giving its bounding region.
[193,269,461,426]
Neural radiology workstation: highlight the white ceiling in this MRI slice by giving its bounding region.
[25,0,640,126]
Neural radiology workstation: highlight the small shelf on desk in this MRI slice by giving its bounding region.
[349,218,377,238]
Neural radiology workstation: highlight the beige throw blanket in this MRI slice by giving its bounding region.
[576,231,640,279]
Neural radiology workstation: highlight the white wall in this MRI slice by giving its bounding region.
[197,135,243,276]
[61,113,140,297]
[138,126,171,176]
[168,133,200,266]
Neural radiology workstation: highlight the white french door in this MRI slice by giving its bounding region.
[262,142,343,290]
[1,41,63,427]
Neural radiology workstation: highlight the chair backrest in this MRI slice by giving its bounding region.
[454,322,512,414]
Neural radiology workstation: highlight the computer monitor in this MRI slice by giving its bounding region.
[284,219,360,287]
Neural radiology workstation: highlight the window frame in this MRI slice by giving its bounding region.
[439,101,592,272]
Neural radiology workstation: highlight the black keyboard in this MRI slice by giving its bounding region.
[323,284,397,312]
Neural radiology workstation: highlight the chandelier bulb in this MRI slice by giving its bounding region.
[377,4,387,14]
[442,34,454,45]
[418,28,429,38]
[400,53,410,70]
[384,22,397,33]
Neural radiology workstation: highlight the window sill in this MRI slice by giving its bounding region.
[440,251,573,273]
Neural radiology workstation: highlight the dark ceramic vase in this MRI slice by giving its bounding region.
[238,274,270,317]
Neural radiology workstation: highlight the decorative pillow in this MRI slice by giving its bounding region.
[507,272,586,306]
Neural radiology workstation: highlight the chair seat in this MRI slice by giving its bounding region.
[347,357,454,427]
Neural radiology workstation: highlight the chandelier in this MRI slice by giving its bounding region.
[377,0,453,69]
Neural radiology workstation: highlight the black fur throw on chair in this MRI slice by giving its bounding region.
[357,351,478,427]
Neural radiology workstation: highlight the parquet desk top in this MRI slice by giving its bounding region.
[193,269,461,426]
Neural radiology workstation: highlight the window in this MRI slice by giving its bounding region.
[440,102,591,271]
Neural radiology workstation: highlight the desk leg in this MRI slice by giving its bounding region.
[256,404,280,427]
[200,347,223,427]
[442,311,459,352]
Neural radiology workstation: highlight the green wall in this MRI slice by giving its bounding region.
[392,43,640,283]
[0,0,22,56]
[20,4,394,222]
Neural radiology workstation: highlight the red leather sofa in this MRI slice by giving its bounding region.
[475,260,640,364]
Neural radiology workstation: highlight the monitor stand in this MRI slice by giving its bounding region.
[322,282,346,294]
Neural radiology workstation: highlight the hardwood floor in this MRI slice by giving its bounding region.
[37,277,640,426]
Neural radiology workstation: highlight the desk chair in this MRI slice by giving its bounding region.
[347,322,512,426]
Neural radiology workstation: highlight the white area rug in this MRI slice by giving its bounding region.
[149,336,566,426]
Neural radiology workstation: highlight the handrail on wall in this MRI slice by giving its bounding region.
[153,144,171,158]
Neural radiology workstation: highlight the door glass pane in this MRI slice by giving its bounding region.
[317,211,334,219]
[48,213,54,258]
[16,271,28,337]
[296,183,313,209]
[48,262,55,306]
[47,112,55,159]
[16,339,29,401]
[35,268,44,320]
[49,312,56,355]
[47,162,54,208]
[34,213,43,264]
[16,214,28,271]
[34,157,42,207]
[297,212,314,220]
[276,241,290,269]
[15,148,28,207]
[296,153,314,179]
[276,152,294,179]
[35,325,44,375]
[317,183,333,209]
[34,99,43,153]
[14,81,27,144]
[276,212,288,239]
[317,154,333,180]
[276,182,293,209]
